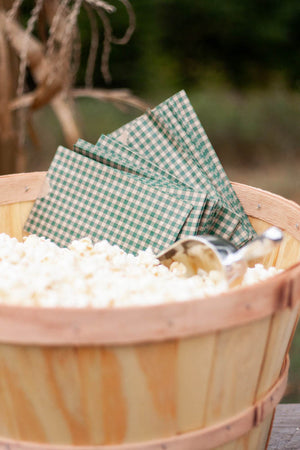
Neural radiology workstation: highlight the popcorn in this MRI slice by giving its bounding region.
[0,233,281,308]
[241,264,281,286]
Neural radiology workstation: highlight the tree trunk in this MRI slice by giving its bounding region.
[0,0,22,175]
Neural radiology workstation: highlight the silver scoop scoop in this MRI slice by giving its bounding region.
[157,227,283,286]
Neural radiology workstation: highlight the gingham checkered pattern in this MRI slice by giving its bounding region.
[146,107,245,238]
[110,91,256,247]
[96,136,213,234]
[94,136,218,233]
[25,90,255,254]
[146,106,251,242]
[77,137,184,188]
[24,146,193,254]
[165,91,256,237]
[74,138,209,238]
[109,108,242,244]
[110,115,220,227]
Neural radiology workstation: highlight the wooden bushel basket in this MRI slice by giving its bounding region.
[0,172,299,450]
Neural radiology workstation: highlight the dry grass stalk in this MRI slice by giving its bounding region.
[0,0,144,175]
[73,88,149,111]
[0,6,18,173]
[84,3,100,88]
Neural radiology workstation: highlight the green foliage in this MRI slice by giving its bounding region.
[77,0,300,92]
[159,0,300,89]
[28,87,300,174]
[189,87,300,165]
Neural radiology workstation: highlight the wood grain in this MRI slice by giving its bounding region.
[0,172,46,205]
[0,356,289,449]
[0,172,299,448]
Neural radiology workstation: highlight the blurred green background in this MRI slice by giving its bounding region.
[27,0,300,202]
[24,0,300,402]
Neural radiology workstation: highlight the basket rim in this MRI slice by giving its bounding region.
[0,261,298,345]
[0,172,299,346]
[0,171,299,238]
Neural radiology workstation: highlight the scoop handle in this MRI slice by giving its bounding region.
[226,227,283,265]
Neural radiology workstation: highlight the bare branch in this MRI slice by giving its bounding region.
[0,0,139,174]
[11,88,149,114]
[0,11,47,83]
[84,3,99,88]
[0,27,13,139]
[45,0,71,57]
[51,94,81,148]
[9,93,35,111]
[95,0,136,84]
[27,113,41,153]
[73,88,149,111]
[1,12,63,110]
[16,0,45,98]
[111,0,136,45]
[84,0,116,14]
[71,26,82,91]
[97,8,113,84]
[6,0,24,21]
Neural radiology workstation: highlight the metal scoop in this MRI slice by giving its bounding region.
[157,227,283,286]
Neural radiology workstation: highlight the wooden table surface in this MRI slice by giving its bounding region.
[268,404,300,449]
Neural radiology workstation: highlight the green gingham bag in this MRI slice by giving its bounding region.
[109,90,255,247]
[146,104,249,244]
[25,90,256,254]
[109,109,242,245]
[161,91,255,240]
[24,146,193,254]
[75,137,185,188]
[74,137,209,237]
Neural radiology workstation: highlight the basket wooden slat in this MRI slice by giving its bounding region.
[0,172,299,450]
[0,357,290,450]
